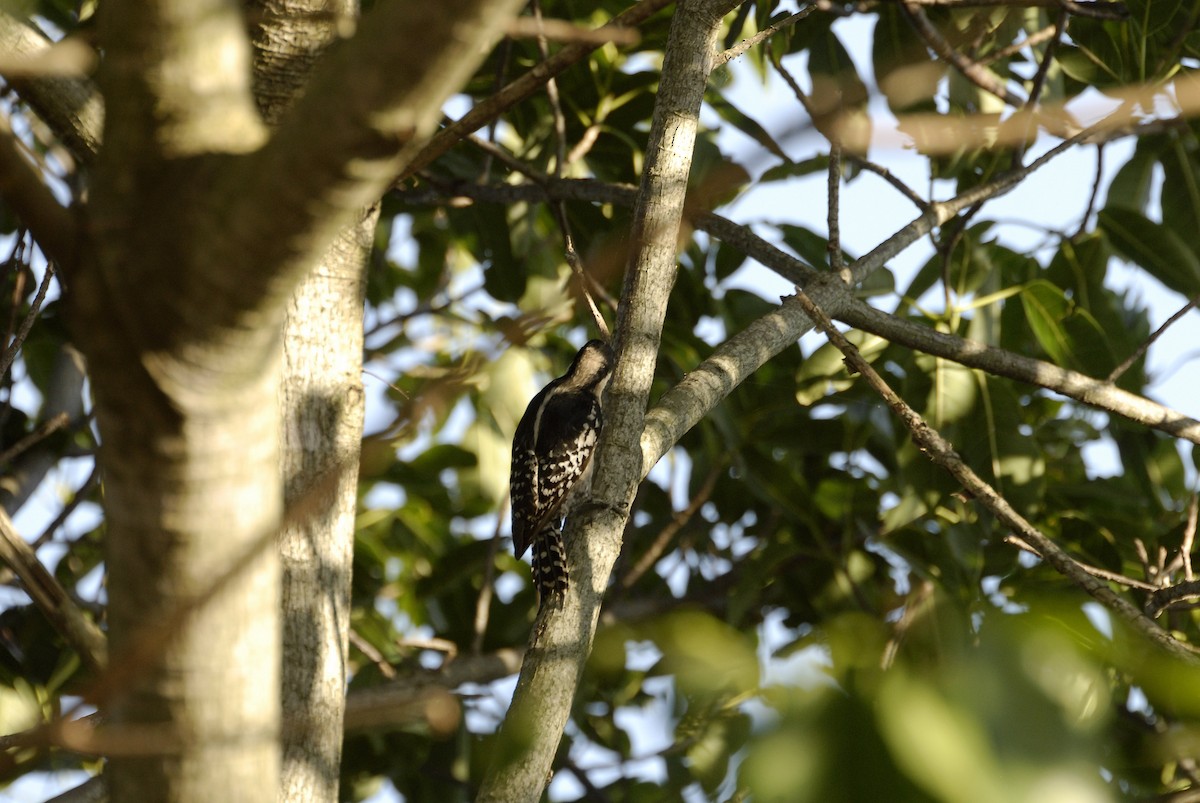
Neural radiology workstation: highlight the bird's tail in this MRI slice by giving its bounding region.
[532,526,569,610]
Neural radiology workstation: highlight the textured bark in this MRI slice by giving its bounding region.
[0,11,103,161]
[62,0,525,800]
[276,226,369,802]
[248,4,369,801]
[477,2,746,800]
[85,3,280,800]
[3,0,524,798]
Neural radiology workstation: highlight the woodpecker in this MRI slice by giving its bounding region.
[510,339,615,610]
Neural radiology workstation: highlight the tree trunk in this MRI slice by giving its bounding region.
[248,4,370,800]
[85,1,280,799]
[3,0,524,799]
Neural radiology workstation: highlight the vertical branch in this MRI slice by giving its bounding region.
[827,142,846,280]
[477,2,744,800]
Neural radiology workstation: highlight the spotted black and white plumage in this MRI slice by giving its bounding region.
[510,340,615,609]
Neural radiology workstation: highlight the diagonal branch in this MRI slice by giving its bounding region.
[791,288,1199,665]
[221,0,526,314]
[399,132,1200,449]
[0,115,77,271]
[400,0,674,182]
[641,134,1085,469]
[0,508,107,673]
[901,2,1027,108]
[0,10,103,163]
[836,299,1200,444]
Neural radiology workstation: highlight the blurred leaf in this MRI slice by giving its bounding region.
[1099,207,1200,296]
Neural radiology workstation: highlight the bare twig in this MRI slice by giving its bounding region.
[619,463,721,590]
[473,498,507,655]
[979,23,1060,66]
[1012,7,1068,165]
[1145,580,1200,619]
[844,153,929,212]
[1074,143,1105,239]
[1185,495,1198,583]
[827,142,847,280]
[533,0,568,179]
[1107,292,1200,384]
[349,629,397,679]
[792,287,1198,664]
[0,261,55,379]
[400,0,674,181]
[901,3,1027,108]
[532,0,611,339]
[0,410,68,465]
[882,579,934,669]
[32,460,98,549]
[716,9,815,66]
[1005,533,1159,591]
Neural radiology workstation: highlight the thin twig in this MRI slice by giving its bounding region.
[827,142,847,280]
[1074,143,1105,239]
[882,579,934,669]
[901,3,1027,108]
[1013,7,1068,166]
[2,233,29,351]
[465,134,543,180]
[771,51,816,120]
[792,285,1199,664]
[532,0,568,178]
[349,629,397,679]
[0,410,69,465]
[979,23,1060,66]
[473,498,507,655]
[1025,9,1067,108]
[400,0,674,181]
[715,8,815,66]
[532,0,611,340]
[619,464,721,590]
[0,262,55,379]
[844,153,929,212]
[1184,495,1197,583]
[1145,580,1200,619]
[481,33,513,183]
[1107,292,1200,383]
[1005,533,1159,591]
[32,461,99,548]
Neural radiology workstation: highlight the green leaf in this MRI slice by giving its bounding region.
[872,6,944,114]
[1098,207,1200,296]
[779,224,855,270]
[1104,135,1166,214]
[1159,137,1200,256]
[1020,279,1074,367]
[707,92,789,161]
[760,155,829,184]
